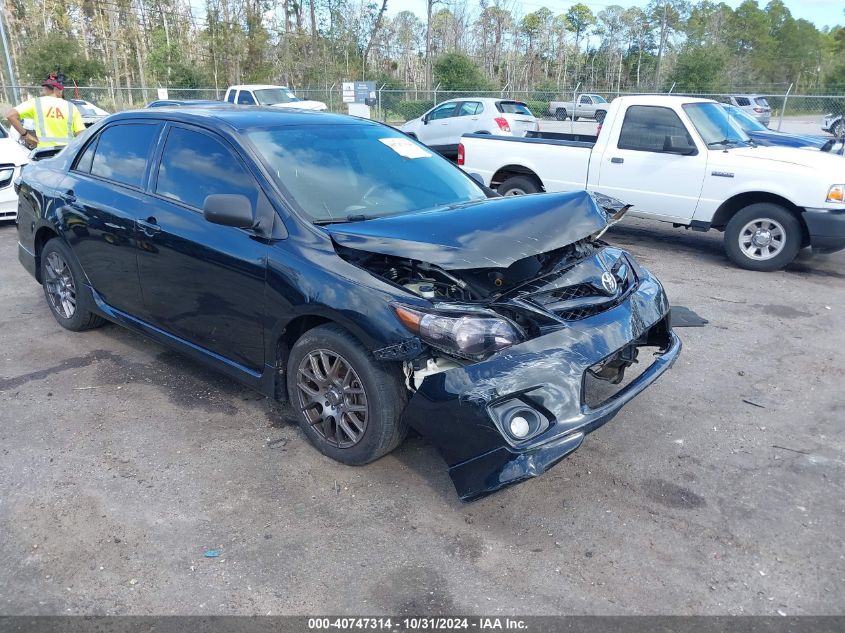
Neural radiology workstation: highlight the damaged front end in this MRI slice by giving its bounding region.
[328,191,681,501]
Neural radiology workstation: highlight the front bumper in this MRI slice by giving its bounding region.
[402,273,681,501]
[804,207,845,254]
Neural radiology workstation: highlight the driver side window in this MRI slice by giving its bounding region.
[428,103,457,121]
[237,91,256,105]
[618,106,692,153]
[580,96,592,104]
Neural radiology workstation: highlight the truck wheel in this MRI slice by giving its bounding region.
[595,110,607,124]
[833,120,844,139]
[723,203,801,271]
[287,324,408,466]
[40,238,106,331]
[573,116,580,122]
[555,108,568,121]
[498,175,541,196]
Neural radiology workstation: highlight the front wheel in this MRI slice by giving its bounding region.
[723,203,802,271]
[832,120,844,139]
[573,116,580,122]
[595,110,606,124]
[40,238,106,331]
[497,175,541,196]
[286,324,408,465]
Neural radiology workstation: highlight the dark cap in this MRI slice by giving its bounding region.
[42,73,64,91]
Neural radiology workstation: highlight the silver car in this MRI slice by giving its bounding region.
[729,94,771,126]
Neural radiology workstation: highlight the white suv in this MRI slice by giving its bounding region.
[729,94,772,126]
[224,85,327,111]
[401,98,538,159]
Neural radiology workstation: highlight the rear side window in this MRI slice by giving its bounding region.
[74,138,98,173]
[89,124,159,188]
[580,96,591,104]
[226,90,236,104]
[237,91,256,105]
[458,102,482,116]
[618,105,691,153]
[155,127,258,210]
[755,97,770,107]
[734,97,751,106]
[498,101,533,115]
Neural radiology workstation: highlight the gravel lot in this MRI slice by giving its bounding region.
[0,217,843,616]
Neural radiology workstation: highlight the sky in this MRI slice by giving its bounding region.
[384,0,845,31]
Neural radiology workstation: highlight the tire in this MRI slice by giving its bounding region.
[723,203,802,271]
[40,238,106,331]
[555,108,567,121]
[497,175,541,196]
[573,116,580,122]
[595,110,606,124]
[832,120,844,139]
[286,324,408,465]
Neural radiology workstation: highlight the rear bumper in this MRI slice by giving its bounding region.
[403,272,680,501]
[804,207,845,254]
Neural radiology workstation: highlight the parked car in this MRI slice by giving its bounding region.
[223,84,327,111]
[728,94,771,126]
[15,105,680,501]
[69,99,109,127]
[548,93,609,122]
[823,113,843,139]
[146,99,222,108]
[400,98,538,159]
[721,103,838,151]
[459,95,845,272]
[0,124,31,221]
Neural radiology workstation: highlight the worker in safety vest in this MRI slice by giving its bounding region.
[6,73,85,149]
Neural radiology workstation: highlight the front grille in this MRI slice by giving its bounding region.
[515,251,635,322]
[0,164,15,190]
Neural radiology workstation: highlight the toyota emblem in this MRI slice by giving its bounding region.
[601,271,618,293]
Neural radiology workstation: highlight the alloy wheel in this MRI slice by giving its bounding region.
[44,251,77,319]
[295,349,369,448]
[738,218,786,261]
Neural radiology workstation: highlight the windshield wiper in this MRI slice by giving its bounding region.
[313,214,374,225]
[707,138,740,148]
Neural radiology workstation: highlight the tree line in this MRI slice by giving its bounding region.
[1,0,843,102]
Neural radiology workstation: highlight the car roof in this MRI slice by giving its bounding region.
[227,84,291,91]
[615,95,715,106]
[107,105,368,131]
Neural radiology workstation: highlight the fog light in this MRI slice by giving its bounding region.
[509,415,530,438]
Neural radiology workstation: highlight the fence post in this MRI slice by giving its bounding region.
[777,83,793,131]
[571,82,581,133]
[329,83,336,113]
[501,83,510,99]
[378,83,386,121]
[433,83,441,106]
[668,82,675,94]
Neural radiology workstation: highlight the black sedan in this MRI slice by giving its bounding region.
[15,106,680,501]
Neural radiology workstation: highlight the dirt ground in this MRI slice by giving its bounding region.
[0,217,843,616]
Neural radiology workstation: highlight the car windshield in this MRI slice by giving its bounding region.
[254,88,300,105]
[683,102,751,147]
[592,95,607,104]
[498,101,533,115]
[723,105,767,131]
[72,102,99,117]
[755,97,770,108]
[248,124,487,224]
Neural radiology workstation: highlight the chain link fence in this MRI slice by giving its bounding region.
[2,84,843,137]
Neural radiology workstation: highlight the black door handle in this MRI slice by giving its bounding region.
[137,217,161,236]
[610,157,624,164]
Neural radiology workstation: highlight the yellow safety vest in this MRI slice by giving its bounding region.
[15,96,85,147]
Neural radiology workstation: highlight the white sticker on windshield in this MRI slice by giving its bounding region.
[379,137,432,159]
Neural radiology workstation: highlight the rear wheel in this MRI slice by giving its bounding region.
[497,175,541,196]
[723,203,802,271]
[595,110,607,124]
[286,324,408,465]
[555,108,568,121]
[832,119,844,139]
[40,238,106,331]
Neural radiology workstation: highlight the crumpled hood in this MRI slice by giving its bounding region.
[271,100,327,111]
[324,190,609,270]
[750,130,827,149]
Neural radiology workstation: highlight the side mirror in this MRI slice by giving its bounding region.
[663,135,698,156]
[203,194,255,228]
[422,114,430,125]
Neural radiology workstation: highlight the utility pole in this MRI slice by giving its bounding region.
[0,0,18,103]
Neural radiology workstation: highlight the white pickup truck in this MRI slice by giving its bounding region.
[459,95,845,271]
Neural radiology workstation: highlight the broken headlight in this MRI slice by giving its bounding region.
[393,306,523,358]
